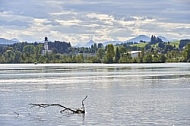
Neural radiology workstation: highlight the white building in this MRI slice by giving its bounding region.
[42,37,52,55]
[130,51,141,58]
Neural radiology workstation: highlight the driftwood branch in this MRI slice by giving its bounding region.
[29,96,88,114]
[81,95,88,112]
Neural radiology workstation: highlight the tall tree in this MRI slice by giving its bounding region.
[104,44,115,63]
[3,50,15,63]
[23,45,36,62]
[115,47,120,63]
[96,48,105,60]
[0,54,5,63]
[183,44,190,62]
[143,53,152,63]
[14,51,22,63]
[119,46,126,54]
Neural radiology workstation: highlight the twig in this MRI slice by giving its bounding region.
[81,95,88,112]
[14,112,19,117]
[29,96,88,114]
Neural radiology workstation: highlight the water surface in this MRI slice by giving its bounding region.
[0,63,190,125]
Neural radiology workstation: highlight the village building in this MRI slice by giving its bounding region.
[42,37,52,55]
[130,51,141,58]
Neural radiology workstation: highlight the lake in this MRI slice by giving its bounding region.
[0,63,190,126]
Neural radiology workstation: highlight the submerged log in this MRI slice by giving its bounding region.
[29,96,88,114]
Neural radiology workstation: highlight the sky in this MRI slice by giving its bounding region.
[0,0,190,45]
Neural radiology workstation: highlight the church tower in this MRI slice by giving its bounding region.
[44,37,49,54]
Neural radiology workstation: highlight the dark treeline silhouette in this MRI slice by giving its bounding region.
[150,35,163,44]
[179,39,190,49]
[48,41,71,54]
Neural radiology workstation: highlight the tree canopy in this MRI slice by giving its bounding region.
[0,37,189,63]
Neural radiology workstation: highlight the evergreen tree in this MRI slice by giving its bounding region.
[115,47,120,63]
[96,48,105,60]
[183,44,190,62]
[104,44,115,63]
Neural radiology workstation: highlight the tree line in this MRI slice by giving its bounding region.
[0,38,190,63]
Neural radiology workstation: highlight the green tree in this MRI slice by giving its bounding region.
[141,48,145,58]
[76,54,84,63]
[93,43,97,53]
[119,53,132,63]
[143,53,152,63]
[159,54,166,63]
[14,51,22,63]
[0,54,5,63]
[23,45,36,62]
[104,44,115,63]
[3,50,15,63]
[183,44,190,62]
[137,48,145,63]
[35,44,43,61]
[119,46,127,54]
[96,48,105,61]
[38,55,47,63]
[23,45,35,54]
[115,47,120,63]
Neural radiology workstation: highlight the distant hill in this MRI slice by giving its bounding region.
[76,40,96,48]
[102,35,151,46]
[103,41,122,46]
[74,35,171,47]
[83,40,95,47]
[125,35,150,43]
[74,43,83,48]
[158,36,169,42]
[0,38,19,45]
[11,38,20,42]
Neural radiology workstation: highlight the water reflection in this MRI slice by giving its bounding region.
[0,63,190,125]
[145,74,190,80]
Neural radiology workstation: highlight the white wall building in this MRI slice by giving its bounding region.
[130,51,141,58]
[42,37,52,55]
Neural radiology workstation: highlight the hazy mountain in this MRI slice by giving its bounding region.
[11,38,20,42]
[103,41,122,46]
[158,36,169,42]
[125,35,151,43]
[102,35,151,46]
[0,38,19,45]
[170,39,180,42]
[74,43,83,48]
[74,35,172,47]
[81,40,96,48]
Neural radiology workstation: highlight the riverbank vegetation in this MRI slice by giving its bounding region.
[0,37,190,63]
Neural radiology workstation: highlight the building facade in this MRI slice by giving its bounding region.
[42,37,52,55]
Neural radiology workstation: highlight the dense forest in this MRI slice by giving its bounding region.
[0,36,190,63]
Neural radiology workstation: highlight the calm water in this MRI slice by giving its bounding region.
[0,63,190,126]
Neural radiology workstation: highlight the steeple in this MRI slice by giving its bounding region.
[45,37,48,42]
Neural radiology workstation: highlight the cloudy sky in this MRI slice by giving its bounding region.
[0,0,190,44]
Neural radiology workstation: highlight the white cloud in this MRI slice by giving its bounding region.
[56,19,82,26]
[0,0,190,44]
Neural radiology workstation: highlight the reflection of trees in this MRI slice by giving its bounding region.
[148,74,190,80]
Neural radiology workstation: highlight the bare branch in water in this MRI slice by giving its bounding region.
[29,96,88,114]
